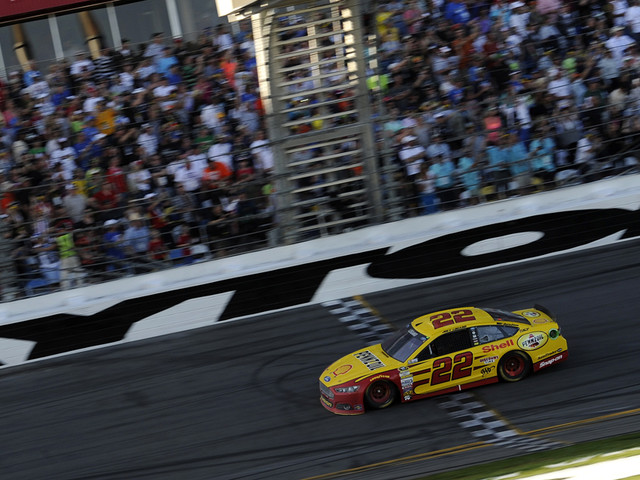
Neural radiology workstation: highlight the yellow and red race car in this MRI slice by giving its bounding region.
[319,305,568,415]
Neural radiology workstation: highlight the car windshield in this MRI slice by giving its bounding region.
[381,325,428,362]
[483,308,531,325]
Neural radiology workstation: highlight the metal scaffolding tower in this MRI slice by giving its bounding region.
[244,0,383,243]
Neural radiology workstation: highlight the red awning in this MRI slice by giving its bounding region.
[0,0,98,21]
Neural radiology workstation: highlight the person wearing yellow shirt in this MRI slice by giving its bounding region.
[55,224,85,289]
[95,100,116,136]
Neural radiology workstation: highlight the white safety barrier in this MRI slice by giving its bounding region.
[0,174,637,367]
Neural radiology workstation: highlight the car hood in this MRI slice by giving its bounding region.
[320,344,401,386]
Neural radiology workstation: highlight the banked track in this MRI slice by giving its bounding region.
[1,240,639,480]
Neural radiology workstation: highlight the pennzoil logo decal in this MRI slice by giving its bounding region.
[353,350,385,371]
[518,331,548,350]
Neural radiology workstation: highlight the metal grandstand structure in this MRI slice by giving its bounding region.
[229,0,383,243]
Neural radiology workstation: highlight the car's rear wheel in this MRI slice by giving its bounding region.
[498,351,531,382]
[365,381,396,409]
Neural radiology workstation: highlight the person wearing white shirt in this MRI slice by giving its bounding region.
[509,2,530,36]
[173,158,203,192]
[625,0,640,41]
[119,66,135,91]
[425,134,452,162]
[127,161,153,196]
[83,90,104,113]
[398,135,426,178]
[574,132,598,179]
[153,78,177,99]
[144,33,165,60]
[186,146,208,175]
[605,26,636,64]
[611,0,629,26]
[49,139,77,179]
[207,137,233,171]
[201,101,226,135]
[25,74,50,100]
[250,130,274,173]
[138,124,158,156]
[547,68,572,99]
[70,52,94,78]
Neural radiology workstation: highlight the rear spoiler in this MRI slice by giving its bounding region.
[534,304,556,321]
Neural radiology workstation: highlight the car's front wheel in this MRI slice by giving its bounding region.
[365,381,396,409]
[498,351,531,382]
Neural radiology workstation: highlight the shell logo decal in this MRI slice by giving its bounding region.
[517,331,548,350]
[333,364,352,376]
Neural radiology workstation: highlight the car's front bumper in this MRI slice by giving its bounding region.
[319,383,365,415]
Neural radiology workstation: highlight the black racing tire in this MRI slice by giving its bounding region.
[498,350,531,382]
[364,381,397,409]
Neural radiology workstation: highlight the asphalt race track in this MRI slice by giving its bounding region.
[1,239,639,480]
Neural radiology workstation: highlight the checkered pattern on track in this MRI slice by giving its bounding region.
[322,299,394,345]
[438,392,563,452]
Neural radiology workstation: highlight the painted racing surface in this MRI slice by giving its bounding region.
[0,240,638,480]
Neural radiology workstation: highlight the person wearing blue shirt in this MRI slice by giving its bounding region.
[51,85,72,107]
[529,127,557,186]
[23,61,41,87]
[83,117,100,140]
[156,47,179,77]
[428,154,458,210]
[123,214,150,258]
[103,219,132,274]
[486,137,511,198]
[504,133,531,194]
[448,80,466,105]
[456,152,482,205]
[445,0,471,24]
[166,65,183,86]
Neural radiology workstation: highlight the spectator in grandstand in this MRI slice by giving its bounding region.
[250,130,274,174]
[123,212,150,258]
[415,162,438,215]
[504,132,532,195]
[31,232,61,287]
[62,183,87,225]
[529,124,557,187]
[55,221,85,290]
[456,146,482,205]
[428,153,458,210]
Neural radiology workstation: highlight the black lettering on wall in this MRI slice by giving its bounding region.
[367,209,639,279]
[0,249,388,361]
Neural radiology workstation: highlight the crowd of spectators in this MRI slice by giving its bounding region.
[373,0,640,214]
[2,0,640,298]
[0,22,278,297]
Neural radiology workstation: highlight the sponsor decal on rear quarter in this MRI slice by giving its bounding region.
[518,331,548,350]
[539,354,564,368]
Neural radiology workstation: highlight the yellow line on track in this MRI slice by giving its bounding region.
[523,407,640,436]
[301,442,488,480]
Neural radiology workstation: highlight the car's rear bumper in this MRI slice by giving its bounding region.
[533,349,568,371]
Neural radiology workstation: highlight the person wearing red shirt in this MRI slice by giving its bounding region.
[175,223,192,258]
[148,228,168,261]
[91,182,120,221]
[106,156,128,196]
